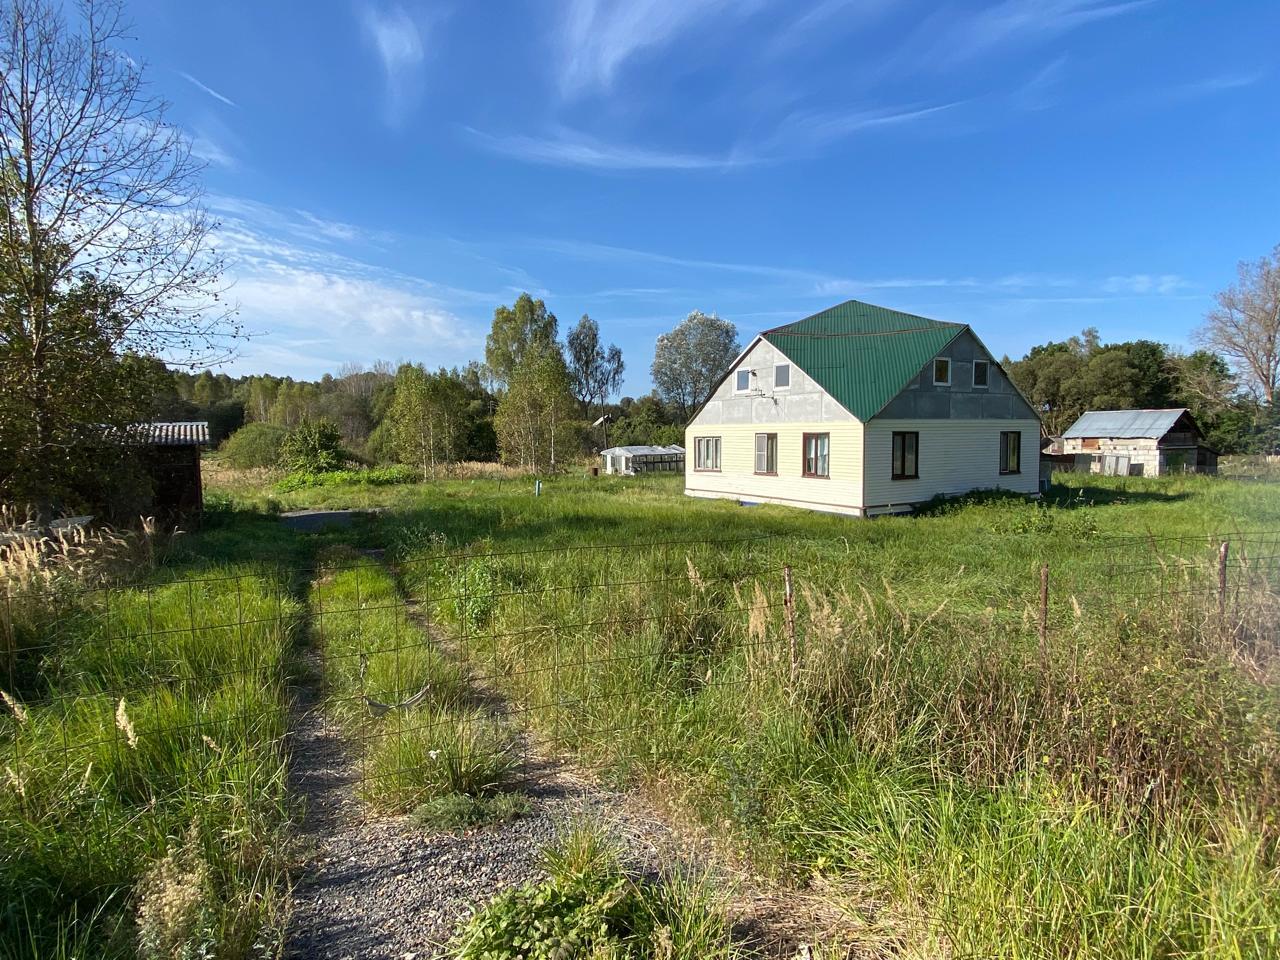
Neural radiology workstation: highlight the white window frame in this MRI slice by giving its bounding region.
[933,357,952,386]
[972,360,990,389]
[754,432,777,475]
[735,369,752,393]
[694,436,721,471]
[774,363,791,390]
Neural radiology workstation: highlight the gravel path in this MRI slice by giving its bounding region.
[282,661,700,958]
[281,578,845,959]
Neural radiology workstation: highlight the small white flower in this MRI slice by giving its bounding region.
[428,750,440,760]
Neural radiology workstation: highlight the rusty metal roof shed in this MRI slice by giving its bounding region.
[1062,409,1190,440]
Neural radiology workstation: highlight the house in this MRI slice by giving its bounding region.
[129,421,211,517]
[601,445,684,475]
[684,300,1041,516]
[1060,409,1217,476]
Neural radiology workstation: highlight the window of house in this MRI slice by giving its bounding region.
[754,433,777,474]
[973,360,990,388]
[933,358,951,386]
[774,364,790,389]
[694,437,721,471]
[892,431,919,479]
[1000,431,1021,474]
[802,433,829,478]
[735,369,751,391]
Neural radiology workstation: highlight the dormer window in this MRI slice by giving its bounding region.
[933,358,951,386]
[736,369,751,391]
[973,360,990,388]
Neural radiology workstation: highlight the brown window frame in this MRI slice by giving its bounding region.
[891,431,919,480]
[802,432,830,478]
[1000,430,1021,475]
[754,432,778,475]
[693,436,721,472]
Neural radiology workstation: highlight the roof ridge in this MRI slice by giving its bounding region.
[767,323,964,339]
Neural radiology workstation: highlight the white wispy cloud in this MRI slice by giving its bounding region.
[767,0,895,55]
[557,0,765,97]
[1159,70,1267,102]
[899,0,1153,69]
[1012,55,1069,111]
[769,100,966,152]
[468,96,959,172]
[206,198,497,376]
[179,71,237,107]
[358,2,427,126]
[464,126,756,171]
[1102,273,1190,295]
[190,134,236,168]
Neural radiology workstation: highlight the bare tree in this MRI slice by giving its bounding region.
[1196,244,1280,405]
[0,0,233,505]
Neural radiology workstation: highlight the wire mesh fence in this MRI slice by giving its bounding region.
[4,529,1278,807]
[3,528,1279,956]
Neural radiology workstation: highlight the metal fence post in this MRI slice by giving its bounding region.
[783,564,798,701]
[1039,563,1050,673]
[1218,539,1229,626]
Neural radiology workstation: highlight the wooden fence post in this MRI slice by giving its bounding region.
[1038,563,1050,671]
[783,565,798,699]
[1218,539,1229,625]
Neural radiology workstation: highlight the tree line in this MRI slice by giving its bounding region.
[171,298,746,476]
[1005,245,1280,453]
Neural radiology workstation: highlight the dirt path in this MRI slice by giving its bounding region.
[282,566,844,958]
[282,605,704,958]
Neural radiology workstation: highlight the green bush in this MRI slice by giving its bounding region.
[412,790,529,832]
[278,419,346,473]
[452,825,738,959]
[219,422,289,469]
[274,465,418,492]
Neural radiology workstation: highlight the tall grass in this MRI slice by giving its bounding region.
[307,550,518,814]
[394,494,1280,959]
[1,521,299,958]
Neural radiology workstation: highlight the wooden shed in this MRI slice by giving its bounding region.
[1060,409,1217,476]
[131,421,211,517]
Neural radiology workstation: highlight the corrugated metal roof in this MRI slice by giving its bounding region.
[762,300,964,421]
[600,445,685,456]
[130,421,211,446]
[1062,409,1189,440]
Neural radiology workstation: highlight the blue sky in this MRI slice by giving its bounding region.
[131,0,1277,395]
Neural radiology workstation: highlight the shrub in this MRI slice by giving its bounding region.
[219,422,288,469]
[452,825,739,959]
[274,465,418,493]
[278,419,346,473]
[362,707,518,812]
[412,790,529,832]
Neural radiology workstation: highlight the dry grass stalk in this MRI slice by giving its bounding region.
[1,688,28,724]
[116,698,139,749]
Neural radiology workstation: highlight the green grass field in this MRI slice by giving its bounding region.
[4,462,1278,958]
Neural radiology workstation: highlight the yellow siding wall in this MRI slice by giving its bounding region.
[684,421,865,515]
[861,418,1041,512]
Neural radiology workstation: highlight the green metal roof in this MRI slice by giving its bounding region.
[762,300,964,421]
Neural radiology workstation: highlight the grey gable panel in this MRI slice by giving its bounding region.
[874,329,1036,421]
